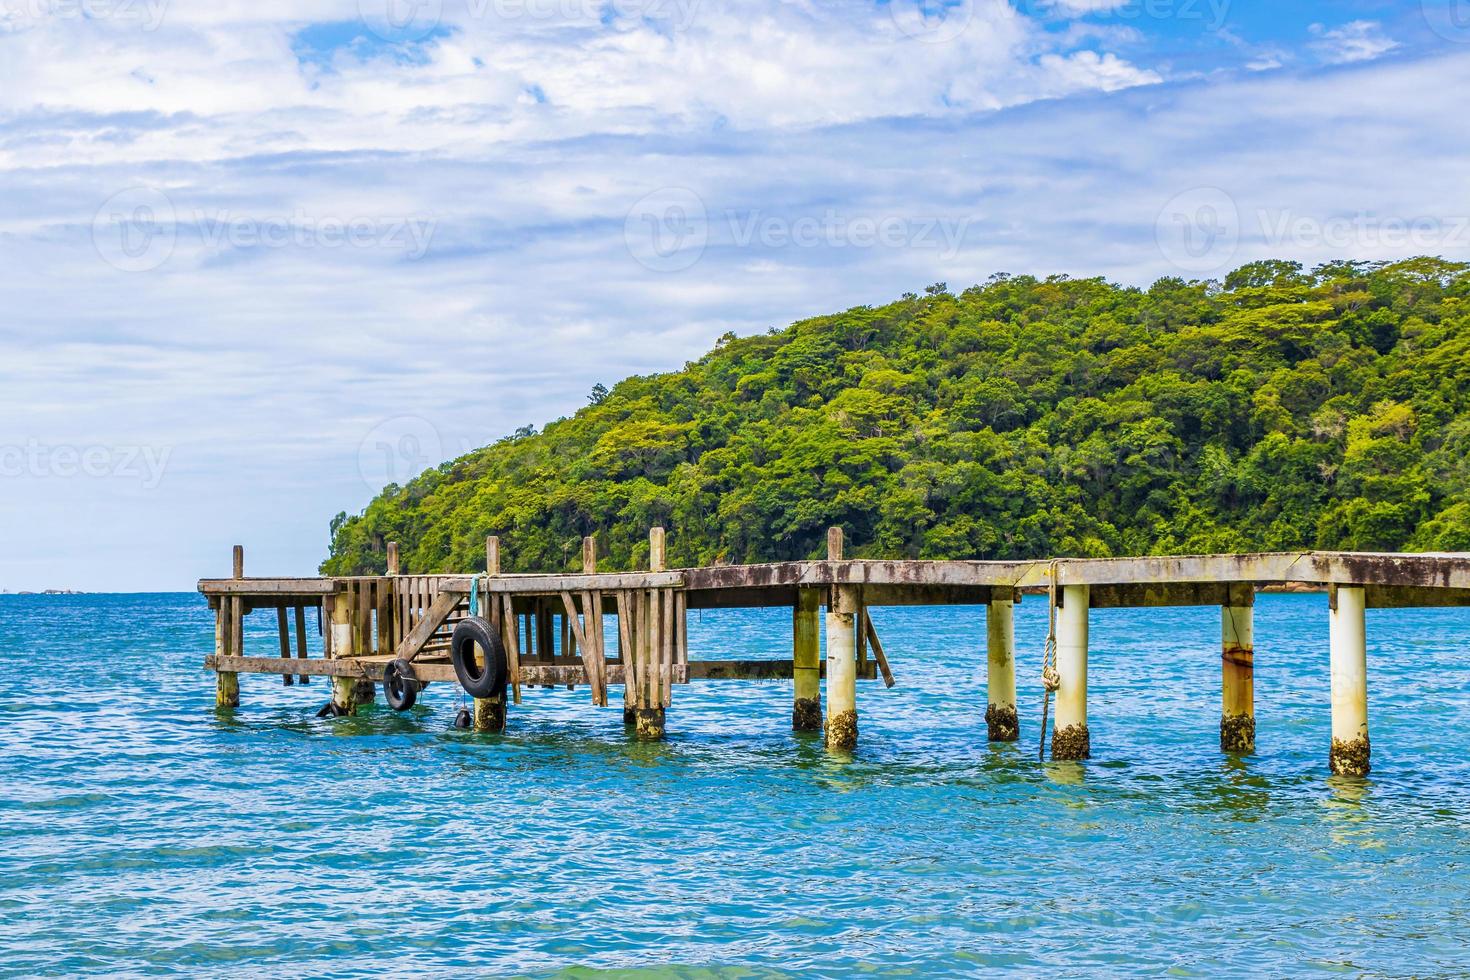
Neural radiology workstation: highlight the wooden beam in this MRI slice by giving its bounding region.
[393,589,465,663]
[207,656,876,684]
[862,609,895,688]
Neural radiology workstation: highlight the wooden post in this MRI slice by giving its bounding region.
[277,606,293,686]
[583,535,597,573]
[793,588,822,731]
[827,526,843,561]
[1221,586,1255,754]
[825,584,859,750]
[475,536,506,730]
[327,592,358,716]
[232,544,244,579]
[986,592,1018,742]
[1051,584,1090,760]
[294,604,310,685]
[214,596,239,708]
[386,541,399,576]
[649,527,666,572]
[1329,585,1370,776]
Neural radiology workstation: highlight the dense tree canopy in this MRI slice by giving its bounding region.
[323,258,1470,575]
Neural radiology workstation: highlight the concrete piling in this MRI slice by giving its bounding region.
[1221,586,1255,754]
[1050,584,1090,761]
[328,593,359,716]
[1329,585,1370,776]
[792,588,822,731]
[986,593,1019,742]
[825,583,859,751]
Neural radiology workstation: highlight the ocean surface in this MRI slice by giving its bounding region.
[3,592,1470,977]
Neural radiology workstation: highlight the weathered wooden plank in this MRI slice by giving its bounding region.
[294,604,310,685]
[499,593,522,705]
[277,607,293,686]
[199,578,339,595]
[862,609,895,689]
[394,589,466,663]
[474,571,684,593]
[207,655,874,685]
[560,591,598,705]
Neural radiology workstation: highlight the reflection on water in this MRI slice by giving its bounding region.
[1,592,1469,974]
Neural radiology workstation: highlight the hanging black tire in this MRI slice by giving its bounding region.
[383,658,420,711]
[451,616,507,699]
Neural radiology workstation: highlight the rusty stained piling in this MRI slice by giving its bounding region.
[215,547,242,708]
[1050,584,1090,761]
[825,583,860,751]
[1221,585,1255,754]
[474,537,507,733]
[792,588,823,731]
[986,592,1019,742]
[1329,585,1370,776]
[327,590,361,716]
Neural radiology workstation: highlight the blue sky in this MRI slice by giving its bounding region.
[3,0,1469,590]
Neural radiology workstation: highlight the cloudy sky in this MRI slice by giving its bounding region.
[3,0,1469,590]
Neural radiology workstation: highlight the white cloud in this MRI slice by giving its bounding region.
[1309,19,1399,65]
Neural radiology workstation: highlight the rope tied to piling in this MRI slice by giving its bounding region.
[1038,559,1062,762]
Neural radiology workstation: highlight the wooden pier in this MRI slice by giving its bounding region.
[201,530,1470,774]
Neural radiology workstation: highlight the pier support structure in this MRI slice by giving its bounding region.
[986,592,1019,742]
[1051,584,1090,760]
[472,537,507,732]
[793,588,822,731]
[825,583,860,750]
[1329,585,1370,776]
[215,546,243,708]
[1221,586,1255,753]
[327,592,361,716]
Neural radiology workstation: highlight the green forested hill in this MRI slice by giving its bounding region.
[323,258,1470,575]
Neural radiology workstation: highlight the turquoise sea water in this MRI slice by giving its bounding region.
[3,592,1470,976]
